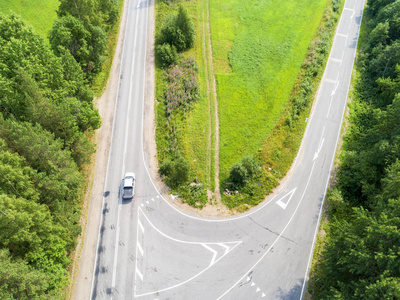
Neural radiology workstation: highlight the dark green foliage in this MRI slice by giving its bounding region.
[158,58,199,186]
[0,13,100,297]
[158,5,195,52]
[0,14,100,166]
[229,162,248,187]
[228,155,260,188]
[156,43,178,68]
[311,1,400,298]
[49,15,107,80]
[58,0,119,31]
[160,156,190,188]
[0,249,53,300]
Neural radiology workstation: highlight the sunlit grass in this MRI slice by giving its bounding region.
[0,0,58,39]
[209,0,330,180]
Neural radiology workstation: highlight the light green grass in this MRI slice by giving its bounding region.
[207,0,330,180]
[0,0,59,38]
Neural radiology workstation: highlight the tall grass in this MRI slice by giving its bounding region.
[208,0,330,181]
[0,0,58,39]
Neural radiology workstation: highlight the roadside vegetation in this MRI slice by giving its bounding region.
[308,1,400,298]
[0,0,121,298]
[155,0,344,210]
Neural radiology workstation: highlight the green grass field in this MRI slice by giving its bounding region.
[205,0,330,180]
[0,0,59,38]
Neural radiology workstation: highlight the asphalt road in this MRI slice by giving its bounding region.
[90,0,365,298]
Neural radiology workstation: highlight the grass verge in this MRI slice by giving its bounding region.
[0,0,58,38]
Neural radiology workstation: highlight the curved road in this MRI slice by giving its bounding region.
[90,0,365,298]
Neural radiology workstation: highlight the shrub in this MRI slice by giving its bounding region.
[156,43,178,68]
[241,155,260,178]
[229,162,248,187]
[170,156,190,187]
[159,159,173,177]
[159,5,195,52]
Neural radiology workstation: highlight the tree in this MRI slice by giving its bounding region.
[156,43,178,68]
[159,5,195,52]
[49,15,107,79]
[0,249,51,300]
[229,162,248,187]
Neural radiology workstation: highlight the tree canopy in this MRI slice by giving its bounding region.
[0,12,101,297]
[311,1,400,298]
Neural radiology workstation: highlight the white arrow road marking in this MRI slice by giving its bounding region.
[134,207,242,297]
[331,80,340,96]
[247,276,251,282]
[262,293,266,297]
[251,282,255,287]
[256,287,260,292]
[313,126,326,161]
[201,242,242,267]
[201,244,218,267]
[218,242,231,255]
[276,187,297,210]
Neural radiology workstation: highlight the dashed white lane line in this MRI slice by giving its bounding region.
[137,241,144,256]
[138,219,144,233]
[136,268,144,281]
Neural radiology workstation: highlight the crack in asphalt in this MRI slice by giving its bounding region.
[248,216,297,244]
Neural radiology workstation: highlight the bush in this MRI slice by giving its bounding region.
[170,156,190,187]
[229,162,248,187]
[158,5,195,52]
[156,43,178,68]
[159,159,173,177]
[241,155,260,178]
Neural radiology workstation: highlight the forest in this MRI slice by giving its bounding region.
[310,0,400,298]
[0,0,119,298]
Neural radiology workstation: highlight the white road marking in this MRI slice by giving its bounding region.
[138,219,144,233]
[301,1,366,297]
[136,268,144,281]
[146,201,149,204]
[276,188,297,210]
[218,243,231,255]
[336,33,348,38]
[331,80,340,96]
[343,7,354,11]
[251,282,255,287]
[134,207,242,297]
[256,287,260,292]
[247,276,251,282]
[325,78,336,84]
[262,293,266,298]
[313,126,325,161]
[201,243,218,267]
[89,0,135,296]
[151,198,154,201]
[217,160,317,299]
[137,241,144,256]
[330,57,342,64]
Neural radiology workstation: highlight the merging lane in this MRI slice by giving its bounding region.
[90,0,365,298]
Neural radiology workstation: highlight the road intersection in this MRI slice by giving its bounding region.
[90,0,365,298]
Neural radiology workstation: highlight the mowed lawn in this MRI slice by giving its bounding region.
[0,0,59,38]
[207,0,330,180]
